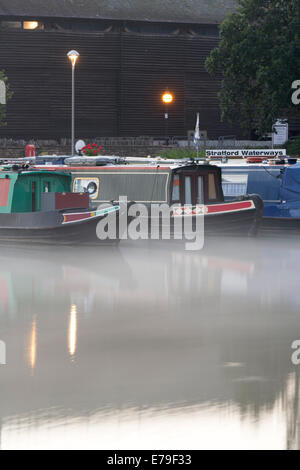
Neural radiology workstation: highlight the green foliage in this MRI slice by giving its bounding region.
[205,0,300,136]
[0,70,13,127]
[159,147,206,159]
[285,137,300,156]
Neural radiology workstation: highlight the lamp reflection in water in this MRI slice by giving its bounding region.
[28,317,37,374]
[68,304,78,361]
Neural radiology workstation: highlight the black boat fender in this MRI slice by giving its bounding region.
[246,194,264,216]
[240,194,264,235]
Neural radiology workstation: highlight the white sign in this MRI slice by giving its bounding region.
[272,120,288,146]
[206,149,286,158]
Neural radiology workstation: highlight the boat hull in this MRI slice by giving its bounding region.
[134,196,263,239]
[0,209,123,246]
[203,207,259,237]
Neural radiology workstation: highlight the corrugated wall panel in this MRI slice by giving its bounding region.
[0,29,244,139]
[184,72,241,138]
[121,71,185,136]
[0,31,119,138]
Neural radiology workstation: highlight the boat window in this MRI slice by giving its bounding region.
[23,21,43,31]
[208,173,217,200]
[222,174,248,197]
[185,176,192,205]
[73,178,99,199]
[197,176,204,204]
[172,174,180,202]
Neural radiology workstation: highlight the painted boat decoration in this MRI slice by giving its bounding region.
[0,169,121,245]
[33,161,263,237]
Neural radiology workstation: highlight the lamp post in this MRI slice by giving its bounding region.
[67,50,80,156]
[161,91,174,145]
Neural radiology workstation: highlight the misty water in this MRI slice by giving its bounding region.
[0,237,300,450]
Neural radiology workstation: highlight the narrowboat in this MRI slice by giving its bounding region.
[259,163,300,234]
[34,160,264,237]
[214,161,300,234]
[0,169,121,245]
[220,163,284,214]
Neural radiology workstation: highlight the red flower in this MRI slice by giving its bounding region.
[94,150,97,154]
[88,144,92,149]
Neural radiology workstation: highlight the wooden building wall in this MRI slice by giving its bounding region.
[0,27,243,140]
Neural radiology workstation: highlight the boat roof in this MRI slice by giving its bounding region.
[33,162,221,172]
[31,154,298,168]
[21,170,71,177]
[0,170,71,178]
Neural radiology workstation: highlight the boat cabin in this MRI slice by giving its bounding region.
[172,164,223,206]
[0,170,89,213]
[70,163,224,207]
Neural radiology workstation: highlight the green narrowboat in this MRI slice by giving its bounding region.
[0,169,120,245]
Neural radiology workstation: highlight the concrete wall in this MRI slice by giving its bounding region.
[0,137,274,158]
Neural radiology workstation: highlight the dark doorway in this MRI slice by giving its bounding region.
[32,182,36,211]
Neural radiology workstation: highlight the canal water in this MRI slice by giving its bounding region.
[0,237,299,450]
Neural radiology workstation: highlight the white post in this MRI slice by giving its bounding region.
[71,64,75,156]
[0,80,6,105]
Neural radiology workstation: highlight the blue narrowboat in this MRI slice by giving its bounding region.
[221,164,283,215]
[221,163,300,232]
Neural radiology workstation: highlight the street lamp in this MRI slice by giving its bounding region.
[67,50,80,156]
[161,91,174,143]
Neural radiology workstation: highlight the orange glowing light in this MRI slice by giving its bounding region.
[23,21,39,30]
[162,92,174,104]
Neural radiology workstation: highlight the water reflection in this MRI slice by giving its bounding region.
[28,317,37,373]
[0,238,299,449]
[68,305,77,360]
